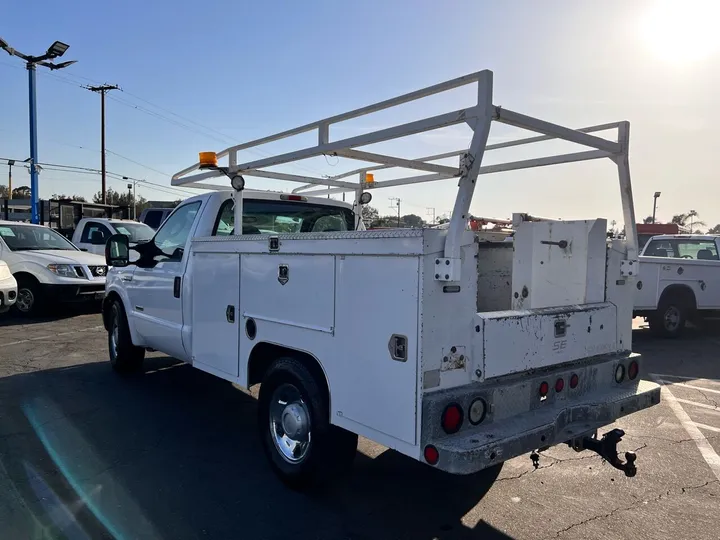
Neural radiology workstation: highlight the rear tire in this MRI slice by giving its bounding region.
[649,300,688,338]
[13,276,44,318]
[258,357,357,490]
[108,300,145,373]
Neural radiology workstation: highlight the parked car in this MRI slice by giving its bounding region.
[0,220,108,316]
[0,260,17,313]
[71,218,155,256]
[634,234,720,337]
[138,207,173,230]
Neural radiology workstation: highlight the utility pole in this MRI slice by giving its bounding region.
[389,197,401,227]
[87,84,119,204]
[652,191,661,224]
[426,207,436,224]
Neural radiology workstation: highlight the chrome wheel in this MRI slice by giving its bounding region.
[663,305,681,331]
[269,383,312,464]
[16,288,34,313]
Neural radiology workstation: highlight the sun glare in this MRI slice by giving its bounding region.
[640,0,720,64]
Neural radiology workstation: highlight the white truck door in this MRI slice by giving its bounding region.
[128,201,201,360]
[77,221,112,255]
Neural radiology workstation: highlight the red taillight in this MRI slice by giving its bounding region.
[441,403,463,434]
[570,373,579,389]
[280,194,306,202]
[628,361,639,380]
[539,381,549,397]
[555,378,565,393]
[424,445,439,465]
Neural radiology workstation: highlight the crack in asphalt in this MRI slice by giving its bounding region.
[548,479,719,539]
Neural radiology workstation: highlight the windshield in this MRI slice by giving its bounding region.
[214,199,355,236]
[112,222,155,243]
[0,224,78,251]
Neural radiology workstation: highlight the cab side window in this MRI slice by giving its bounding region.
[153,202,201,261]
[81,222,111,244]
[213,200,235,236]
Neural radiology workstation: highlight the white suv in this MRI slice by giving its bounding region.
[0,220,108,316]
[0,260,17,313]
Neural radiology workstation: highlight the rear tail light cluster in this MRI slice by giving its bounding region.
[441,403,464,434]
[540,374,579,398]
[616,360,639,383]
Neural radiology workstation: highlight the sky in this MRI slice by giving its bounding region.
[1,0,719,228]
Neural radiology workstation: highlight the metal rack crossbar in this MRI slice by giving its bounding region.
[171,70,638,281]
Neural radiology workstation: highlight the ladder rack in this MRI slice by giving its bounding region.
[171,69,639,280]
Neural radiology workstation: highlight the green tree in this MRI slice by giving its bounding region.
[643,216,654,224]
[0,185,8,198]
[92,188,150,215]
[52,193,87,202]
[708,224,720,235]
[401,214,424,228]
[12,185,31,198]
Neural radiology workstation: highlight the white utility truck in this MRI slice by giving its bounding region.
[71,217,155,256]
[634,234,720,337]
[102,71,660,489]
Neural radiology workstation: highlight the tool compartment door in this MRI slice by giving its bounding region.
[191,253,241,378]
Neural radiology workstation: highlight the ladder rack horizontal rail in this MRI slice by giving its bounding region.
[333,149,460,177]
[297,149,611,197]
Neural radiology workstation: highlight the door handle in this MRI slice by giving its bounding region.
[121,275,133,282]
[226,305,235,323]
[173,276,181,298]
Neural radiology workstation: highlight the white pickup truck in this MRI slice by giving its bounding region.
[0,220,108,316]
[71,217,155,256]
[102,71,660,489]
[634,234,720,337]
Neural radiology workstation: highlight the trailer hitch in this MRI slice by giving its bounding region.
[581,428,637,477]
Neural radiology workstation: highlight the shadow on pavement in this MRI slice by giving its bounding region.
[0,302,101,327]
[633,319,720,381]
[0,356,513,540]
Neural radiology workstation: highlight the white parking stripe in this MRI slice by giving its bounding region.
[674,398,720,414]
[650,374,720,482]
[657,380,720,395]
[695,422,720,434]
[652,373,720,386]
[0,325,103,347]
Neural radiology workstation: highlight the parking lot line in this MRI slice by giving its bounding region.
[650,374,720,482]
[660,381,720,395]
[674,398,720,414]
[1,325,103,347]
[650,373,720,386]
[695,422,720,434]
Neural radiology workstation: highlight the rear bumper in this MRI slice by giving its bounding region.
[40,283,105,304]
[430,379,659,474]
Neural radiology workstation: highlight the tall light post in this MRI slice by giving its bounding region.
[6,160,14,200]
[652,191,661,224]
[0,37,76,224]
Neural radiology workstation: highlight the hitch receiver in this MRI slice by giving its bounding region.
[580,428,637,477]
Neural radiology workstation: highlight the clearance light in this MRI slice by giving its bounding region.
[198,151,218,169]
[539,381,549,397]
[424,445,439,465]
[555,378,565,393]
[570,373,579,389]
[280,194,307,202]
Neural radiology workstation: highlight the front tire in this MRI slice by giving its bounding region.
[649,300,687,338]
[258,357,357,490]
[13,276,44,317]
[108,300,145,373]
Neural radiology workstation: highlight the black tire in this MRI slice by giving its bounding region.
[258,357,358,490]
[649,299,688,338]
[108,299,145,373]
[13,275,44,318]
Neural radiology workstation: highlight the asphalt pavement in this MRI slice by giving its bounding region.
[0,309,718,540]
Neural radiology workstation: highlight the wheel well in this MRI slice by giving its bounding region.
[12,272,39,286]
[659,284,697,311]
[102,291,121,331]
[247,342,331,410]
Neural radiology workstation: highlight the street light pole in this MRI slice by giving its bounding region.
[7,160,14,200]
[652,191,661,224]
[0,37,77,224]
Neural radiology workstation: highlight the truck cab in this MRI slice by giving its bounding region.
[635,234,720,337]
[72,218,156,256]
